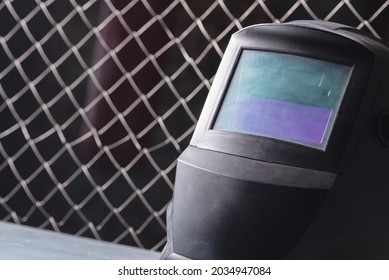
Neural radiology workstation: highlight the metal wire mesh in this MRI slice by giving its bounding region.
[1,0,389,251]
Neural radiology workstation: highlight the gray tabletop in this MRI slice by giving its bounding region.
[0,221,160,259]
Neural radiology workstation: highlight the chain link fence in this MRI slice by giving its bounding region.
[1,0,389,251]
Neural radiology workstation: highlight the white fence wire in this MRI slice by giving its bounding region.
[1,0,389,251]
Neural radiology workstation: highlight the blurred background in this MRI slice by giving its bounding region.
[1,0,388,252]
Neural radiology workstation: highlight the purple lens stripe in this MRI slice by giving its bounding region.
[219,95,332,145]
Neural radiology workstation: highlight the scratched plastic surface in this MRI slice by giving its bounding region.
[0,221,159,259]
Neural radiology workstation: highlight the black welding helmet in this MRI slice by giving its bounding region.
[162,20,389,259]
